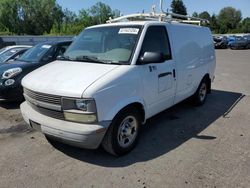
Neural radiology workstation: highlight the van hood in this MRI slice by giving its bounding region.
[22,60,119,98]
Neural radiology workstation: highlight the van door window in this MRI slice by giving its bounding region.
[140,26,172,62]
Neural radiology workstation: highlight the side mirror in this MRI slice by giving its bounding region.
[138,52,165,65]
[42,55,53,62]
[56,55,62,60]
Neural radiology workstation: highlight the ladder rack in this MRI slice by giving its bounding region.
[107,13,209,26]
[107,0,209,26]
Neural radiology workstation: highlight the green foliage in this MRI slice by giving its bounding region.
[170,0,187,15]
[210,14,220,34]
[0,0,22,34]
[199,11,211,21]
[0,1,248,35]
[0,0,56,35]
[51,2,120,35]
[192,12,198,18]
[0,1,119,36]
[217,7,242,34]
[53,4,64,34]
[240,17,250,33]
[195,8,247,34]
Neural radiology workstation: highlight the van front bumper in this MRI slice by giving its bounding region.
[20,101,111,149]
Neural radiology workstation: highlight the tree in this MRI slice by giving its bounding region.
[217,7,242,33]
[170,0,187,15]
[0,0,57,35]
[199,11,211,21]
[52,4,64,34]
[0,0,23,34]
[210,14,219,33]
[192,12,198,18]
[88,2,120,25]
[62,8,77,34]
[22,0,56,35]
[64,8,77,26]
[77,2,120,28]
[240,17,250,33]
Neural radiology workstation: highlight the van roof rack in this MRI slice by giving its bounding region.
[107,0,209,26]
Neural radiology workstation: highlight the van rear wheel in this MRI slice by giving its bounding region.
[192,78,208,106]
[102,107,141,156]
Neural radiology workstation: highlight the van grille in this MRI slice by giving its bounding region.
[24,88,64,121]
[24,88,61,105]
[28,102,65,120]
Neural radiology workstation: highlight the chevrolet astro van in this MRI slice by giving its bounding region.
[20,13,216,156]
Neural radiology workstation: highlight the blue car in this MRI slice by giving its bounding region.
[228,36,250,50]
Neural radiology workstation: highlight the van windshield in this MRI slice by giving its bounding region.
[63,25,142,65]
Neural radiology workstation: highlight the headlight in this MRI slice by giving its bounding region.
[2,68,22,79]
[62,98,97,123]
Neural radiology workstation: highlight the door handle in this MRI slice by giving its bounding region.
[158,72,172,78]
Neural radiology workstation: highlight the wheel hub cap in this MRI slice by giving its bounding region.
[118,116,138,148]
[199,83,207,101]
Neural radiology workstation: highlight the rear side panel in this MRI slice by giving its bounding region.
[167,24,215,104]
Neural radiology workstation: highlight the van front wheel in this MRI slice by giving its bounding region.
[102,108,141,156]
[192,79,208,106]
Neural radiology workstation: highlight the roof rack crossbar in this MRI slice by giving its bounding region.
[107,0,209,26]
[107,13,209,26]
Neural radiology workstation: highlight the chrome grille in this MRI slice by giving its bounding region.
[24,88,64,121]
[24,88,61,105]
[28,102,65,120]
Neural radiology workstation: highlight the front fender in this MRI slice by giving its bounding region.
[103,96,146,122]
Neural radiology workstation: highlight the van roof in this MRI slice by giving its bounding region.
[87,21,204,29]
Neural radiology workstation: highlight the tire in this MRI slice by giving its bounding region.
[192,78,209,106]
[102,107,142,156]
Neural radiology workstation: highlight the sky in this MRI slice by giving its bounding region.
[57,0,250,18]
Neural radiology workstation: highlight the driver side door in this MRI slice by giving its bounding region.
[139,25,176,118]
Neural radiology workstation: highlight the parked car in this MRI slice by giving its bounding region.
[0,45,32,64]
[213,36,228,49]
[20,15,216,156]
[229,36,250,49]
[0,37,16,49]
[0,40,71,101]
[0,45,31,55]
[227,36,236,47]
[243,35,250,49]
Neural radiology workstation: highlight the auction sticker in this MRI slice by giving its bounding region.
[42,45,52,49]
[118,28,139,34]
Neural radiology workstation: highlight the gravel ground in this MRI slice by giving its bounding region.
[0,49,250,188]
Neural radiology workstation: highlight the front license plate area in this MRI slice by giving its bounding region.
[30,120,41,132]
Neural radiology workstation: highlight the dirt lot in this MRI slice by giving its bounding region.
[0,50,250,188]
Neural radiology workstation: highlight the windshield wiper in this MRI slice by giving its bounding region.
[105,61,122,65]
[74,56,106,64]
[57,55,74,61]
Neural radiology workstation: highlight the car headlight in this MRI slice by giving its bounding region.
[2,68,22,79]
[62,98,97,123]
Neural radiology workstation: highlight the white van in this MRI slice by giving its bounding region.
[20,12,215,156]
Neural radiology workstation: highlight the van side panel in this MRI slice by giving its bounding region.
[83,66,146,122]
[167,24,215,104]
